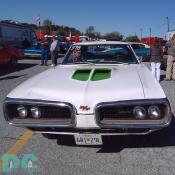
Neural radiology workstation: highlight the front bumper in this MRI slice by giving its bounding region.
[3,98,172,135]
[32,128,159,136]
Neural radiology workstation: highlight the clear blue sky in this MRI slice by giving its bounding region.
[1,0,175,38]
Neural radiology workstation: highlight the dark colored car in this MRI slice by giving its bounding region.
[129,42,150,62]
[24,44,43,58]
[59,42,71,54]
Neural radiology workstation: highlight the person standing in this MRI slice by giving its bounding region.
[50,37,60,66]
[22,38,31,49]
[165,34,175,80]
[150,40,163,81]
[40,39,48,66]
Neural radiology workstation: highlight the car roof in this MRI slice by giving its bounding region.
[127,42,150,48]
[128,42,147,45]
[73,41,128,46]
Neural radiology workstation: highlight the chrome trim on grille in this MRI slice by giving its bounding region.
[95,98,172,129]
[3,97,76,128]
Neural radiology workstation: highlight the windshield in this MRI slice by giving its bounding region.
[63,44,138,64]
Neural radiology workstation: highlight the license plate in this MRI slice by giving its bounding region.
[74,134,103,145]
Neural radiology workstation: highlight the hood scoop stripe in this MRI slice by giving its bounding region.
[72,69,91,81]
[91,68,111,81]
[72,68,111,81]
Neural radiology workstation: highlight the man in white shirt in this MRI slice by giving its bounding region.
[50,37,60,66]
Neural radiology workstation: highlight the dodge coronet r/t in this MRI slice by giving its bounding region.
[3,41,172,145]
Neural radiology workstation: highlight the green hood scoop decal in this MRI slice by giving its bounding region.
[72,69,92,81]
[72,68,111,81]
[91,68,111,81]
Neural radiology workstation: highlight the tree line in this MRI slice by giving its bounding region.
[1,19,140,42]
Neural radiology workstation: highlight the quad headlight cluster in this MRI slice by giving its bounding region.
[133,105,161,119]
[96,101,167,123]
[17,105,41,119]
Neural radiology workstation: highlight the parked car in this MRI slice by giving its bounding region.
[3,41,172,145]
[129,42,150,61]
[59,42,72,55]
[0,43,24,67]
[0,21,37,48]
[24,44,43,58]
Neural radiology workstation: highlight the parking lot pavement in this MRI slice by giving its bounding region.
[0,59,50,156]
[0,60,175,175]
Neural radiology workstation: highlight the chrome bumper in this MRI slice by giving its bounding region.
[3,98,172,135]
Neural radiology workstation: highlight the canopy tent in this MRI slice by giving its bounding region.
[36,33,45,40]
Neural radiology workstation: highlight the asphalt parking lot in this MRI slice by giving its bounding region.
[0,59,175,175]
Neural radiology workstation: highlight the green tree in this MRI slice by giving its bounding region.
[104,32,123,41]
[57,26,68,36]
[85,26,96,38]
[42,18,53,35]
[95,32,101,39]
[125,35,140,42]
[70,27,81,36]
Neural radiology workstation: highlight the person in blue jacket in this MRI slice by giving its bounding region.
[40,39,49,65]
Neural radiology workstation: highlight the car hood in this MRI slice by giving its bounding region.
[7,64,165,114]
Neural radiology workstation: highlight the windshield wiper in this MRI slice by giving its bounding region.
[64,61,95,65]
[97,60,129,65]
[63,60,129,65]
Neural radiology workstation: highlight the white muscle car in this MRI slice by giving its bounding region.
[3,41,172,145]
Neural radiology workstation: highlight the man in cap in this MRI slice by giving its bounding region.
[50,37,60,66]
[165,34,175,80]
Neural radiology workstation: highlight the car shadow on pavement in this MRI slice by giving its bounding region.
[0,74,28,80]
[160,74,166,81]
[98,115,175,153]
[0,62,37,77]
[53,115,175,152]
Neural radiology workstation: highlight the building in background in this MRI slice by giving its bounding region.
[141,37,163,46]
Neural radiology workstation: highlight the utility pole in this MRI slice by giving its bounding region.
[149,28,152,45]
[140,28,143,39]
[149,28,152,37]
[166,16,170,32]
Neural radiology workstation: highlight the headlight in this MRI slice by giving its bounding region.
[133,106,146,119]
[148,106,160,119]
[31,107,41,118]
[17,106,27,118]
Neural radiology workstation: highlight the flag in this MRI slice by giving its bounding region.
[69,31,72,38]
[35,15,40,23]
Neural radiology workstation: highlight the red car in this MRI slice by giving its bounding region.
[0,43,24,67]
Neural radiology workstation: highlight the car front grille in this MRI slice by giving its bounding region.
[95,99,170,128]
[4,98,75,128]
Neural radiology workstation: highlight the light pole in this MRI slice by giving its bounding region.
[149,28,152,45]
[140,28,143,40]
[166,16,170,32]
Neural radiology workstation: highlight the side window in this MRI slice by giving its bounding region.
[131,44,139,49]
[0,44,4,51]
[139,44,145,48]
